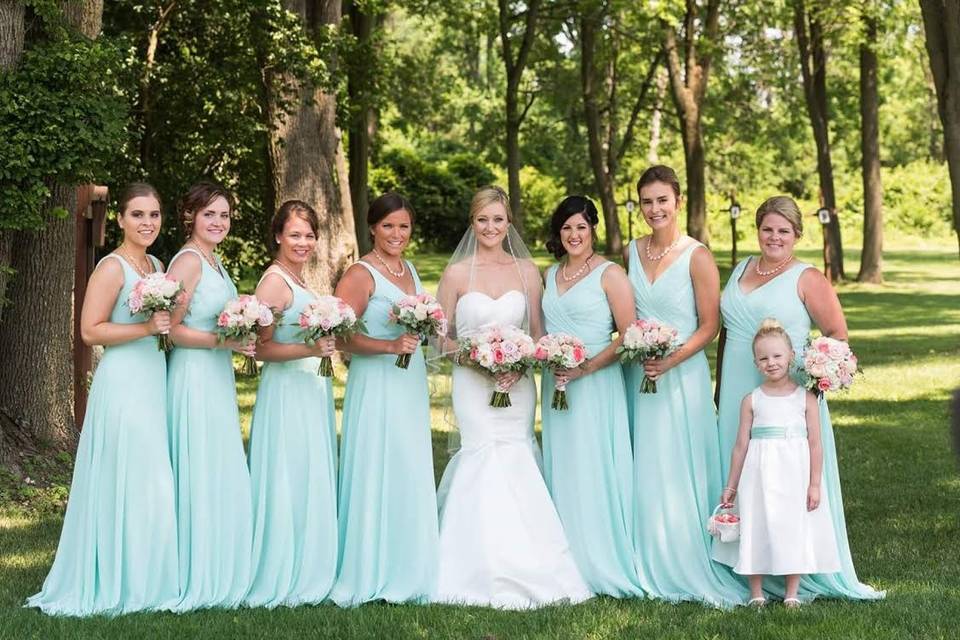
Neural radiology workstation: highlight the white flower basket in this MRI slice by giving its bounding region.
[707,504,741,543]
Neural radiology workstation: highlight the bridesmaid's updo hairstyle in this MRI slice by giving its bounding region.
[755,196,803,238]
[368,192,415,231]
[469,185,512,223]
[636,165,682,201]
[270,199,319,253]
[177,181,234,237]
[752,317,794,355]
[546,195,599,259]
[117,182,161,217]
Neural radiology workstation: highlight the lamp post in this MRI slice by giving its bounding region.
[728,195,741,267]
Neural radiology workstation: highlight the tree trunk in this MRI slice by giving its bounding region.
[0,1,103,464]
[662,0,720,246]
[498,0,541,233]
[919,0,960,257]
[580,11,621,254]
[346,2,376,254]
[265,0,357,294]
[0,0,26,324]
[858,6,883,283]
[795,0,845,281]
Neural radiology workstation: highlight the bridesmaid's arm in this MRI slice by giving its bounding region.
[644,245,720,380]
[798,268,848,340]
[720,394,754,505]
[254,272,333,362]
[80,259,165,346]
[334,264,418,356]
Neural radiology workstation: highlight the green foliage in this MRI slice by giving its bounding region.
[0,36,127,231]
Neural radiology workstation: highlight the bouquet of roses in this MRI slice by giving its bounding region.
[534,333,587,411]
[802,336,859,397]
[127,272,184,352]
[298,295,366,377]
[458,324,536,408]
[388,293,447,369]
[616,318,680,393]
[216,295,277,376]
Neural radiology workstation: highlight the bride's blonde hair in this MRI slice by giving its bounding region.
[469,185,512,222]
[753,318,793,354]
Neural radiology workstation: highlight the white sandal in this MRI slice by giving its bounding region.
[783,598,802,609]
[748,597,767,608]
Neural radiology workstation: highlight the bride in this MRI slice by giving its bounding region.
[432,186,592,609]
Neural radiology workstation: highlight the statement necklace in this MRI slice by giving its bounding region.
[117,245,151,278]
[561,252,595,282]
[755,255,793,277]
[645,233,681,261]
[189,241,220,272]
[273,259,307,289]
[372,248,405,278]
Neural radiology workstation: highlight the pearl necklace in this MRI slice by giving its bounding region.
[645,233,681,261]
[117,246,152,278]
[561,252,594,282]
[189,241,220,272]
[755,255,793,277]
[372,248,405,278]
[272,259,307,289]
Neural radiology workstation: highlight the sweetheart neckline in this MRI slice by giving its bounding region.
[458,290,526,304]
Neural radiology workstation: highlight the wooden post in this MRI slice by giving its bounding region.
[74,184,108,428]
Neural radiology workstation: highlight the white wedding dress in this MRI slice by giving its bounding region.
[434,290,593,609]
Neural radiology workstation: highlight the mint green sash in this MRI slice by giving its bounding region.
[751,425,808,439]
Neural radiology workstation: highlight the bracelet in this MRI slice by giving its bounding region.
[724,487,737,494]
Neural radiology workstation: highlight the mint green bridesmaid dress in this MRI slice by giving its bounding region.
[625,241,748,607]
[329,261,439,606]
[245,271,338,607]
[26,255,179,616]
[541,262,644,598]
[166,248,252,610]
[717,257,884,601]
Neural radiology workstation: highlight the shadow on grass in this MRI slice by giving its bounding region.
[842,291,960,332]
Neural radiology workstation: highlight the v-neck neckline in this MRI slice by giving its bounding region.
[554,260,605,298]
[362,259,418,297]
[636,239,695,287]
[736,257,802,296]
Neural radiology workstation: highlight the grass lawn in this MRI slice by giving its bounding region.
[1,242,959,639]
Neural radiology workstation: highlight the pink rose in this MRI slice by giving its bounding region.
[818,378,831,391]
[218,311,230,327]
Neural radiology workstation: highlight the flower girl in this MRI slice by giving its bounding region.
[717,319,840,607]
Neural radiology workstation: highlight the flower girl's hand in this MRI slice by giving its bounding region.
[147,310,171,335]
[494,370,522,391]
[807,485,821,511]
[720,487,736,506]
[312,336,337,358]
[224,338,257,358]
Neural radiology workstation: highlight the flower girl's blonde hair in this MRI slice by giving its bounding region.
[753,318,794,354]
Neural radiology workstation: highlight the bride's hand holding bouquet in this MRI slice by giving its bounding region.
[457,324,536,408]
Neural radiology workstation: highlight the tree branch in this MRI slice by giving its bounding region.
[617,50,664,163]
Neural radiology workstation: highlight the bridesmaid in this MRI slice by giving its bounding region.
[716,195,883,601]
[26,183,179,616]
[623,165,747,606]
[329,192,439,606]
[245,201,338,608]
[166,181,253,610]
[540,196,644,598]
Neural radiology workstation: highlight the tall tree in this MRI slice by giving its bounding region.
[0,0,25,320]
[345,0,385,254]
[0,0,106,462]
[662,0,721,245]
[919,0,960,257]
[858,2,883,282]
[261,0,357,294]
[794,0,845,281]
[579,2,661,252]
[497,0,541,231]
